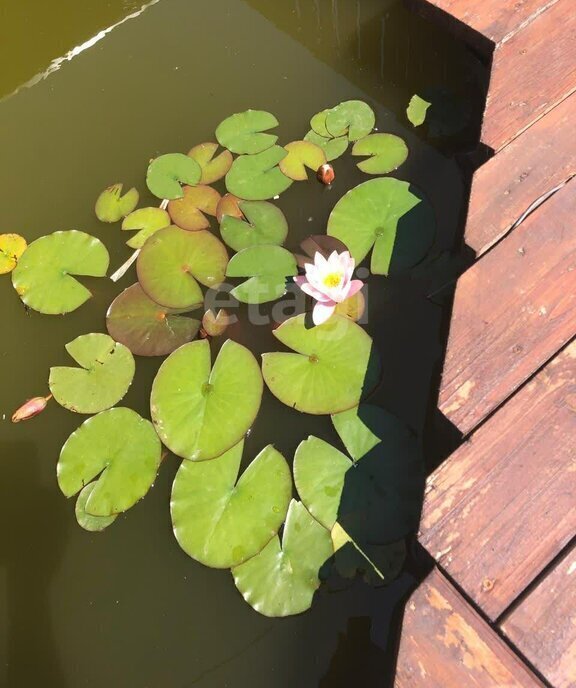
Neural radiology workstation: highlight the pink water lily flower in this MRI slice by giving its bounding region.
[294,250,364,326]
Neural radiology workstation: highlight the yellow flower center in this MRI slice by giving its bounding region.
[322,272,342,289]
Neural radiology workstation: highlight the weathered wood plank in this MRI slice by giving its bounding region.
[394,568,545,687]
[421,342,576,620]
[439,177,576,435]
[501,544,576,688]
[466,93,576,256]
[482,0,576,151]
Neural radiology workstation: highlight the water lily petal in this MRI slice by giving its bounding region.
[294,277,328,302]
[346,280,364,298]
[312,300,336,325]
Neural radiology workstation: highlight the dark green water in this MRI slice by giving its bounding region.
[0,1,485,686]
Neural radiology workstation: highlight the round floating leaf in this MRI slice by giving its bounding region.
[262,314,380,414]
[232,499,333,617]
[220,200,288,252]
[168,185,221,231]
[171,441,291,568]
[146,153,202,200]
[106,283,200,356]
[351,133,408,175]
[216,193,243,222]
[150,338,263,461]
[406,94,431,127]
[0,233,27,274]
[278,141,326,181]
[215,109,279,155]
[201,308,230,337]
[225,146,293,201]
[295,234,349,268]
[122,207,171,249]
[226,245,297,304]
[12,230,109,314]
[310,109,331,137]
[49,333,135,414]
[303,130,348,162]
[75,482,118,532]
[327,178,435,275]
[137,226,228,308]
[331,403,388,460]
[325,100,375,141]
[95,183,139,223]
[58,407,162,516]
[188,142,233,184]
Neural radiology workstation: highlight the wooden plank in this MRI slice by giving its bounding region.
[439,177,576,435]
[482,0,576,151]
[394,568,544,687]
[421,342,576,620]
[501,544,576,688]
[466,93,576,256]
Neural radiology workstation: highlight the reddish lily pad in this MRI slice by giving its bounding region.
[0,233,27,274]
[351,133,408,175]
[168,185,221,231]
[95,183,139,223]
[122,207,171,249]
[216,110,279,155]
[146,153,202,200]
[225,146,293,201]
[188,142,233,184]
[220,200,288,252]
[201,309,230,337]
[278,141,327,181]
[216,193,243,222]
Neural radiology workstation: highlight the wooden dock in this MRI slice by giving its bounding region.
[397,0,576,685]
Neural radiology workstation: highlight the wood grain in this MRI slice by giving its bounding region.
[421,342,576,620]
[482,0,576,151]
[466,93,576,256]
[439,177,576,435]
[501,544,576,688]
[394,568,545,687]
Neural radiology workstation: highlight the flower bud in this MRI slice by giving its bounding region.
[317,163,335,185]
[11,395,51,423]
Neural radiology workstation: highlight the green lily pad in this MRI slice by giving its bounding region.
[0,233,27,274]
[310,109,332,137]
[262,314,380,414]
[232,499,333,617]
[351,133,408,174]
[215,110,279,155]
[49,333,135,414]
[188,142,233,184]
[146,153,202,200]
[12,230,109,314]
[106,283,200,357]
[58,407,162,516]
[406,94,431,127]
[325,100,375,141]
[122,207,171,249]
[75,482,118,532]
[278,141,326,181]
[331,404,385,460]
[171,440,291,568]
[225,146,293,201]
[168,185,221,231]
[226,245,297,304]
[327,178,435,275]
[294,234,349,268]
[95,183,139,223]
[220,201,288,252]
[150,338,263,461]
[137,225,228,308]
[303,130,348,162]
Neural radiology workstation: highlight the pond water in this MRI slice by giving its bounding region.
[0,1,485,686]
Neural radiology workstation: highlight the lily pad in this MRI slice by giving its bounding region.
[406,94,431,127]
[325,101,375,141]
[168,185,221,231]
[278,141,326,181]
[188,142,233,184]
[150,338,263,461]
[303,130,348,162]
[216,193,243,222]
[106,283,200,357]
[201,309,230,337]
[122,207,171,249]
[0,233,27,274]
[226,245,297,304]
[12,230,109,314]
[331,403,386,460]
[351,133,408,174]
[232,499,333,617]
[146,153,202,200]
[215,110,279,155]
[49,333,135,414]
[262,314,380,414]
[310,109,332,137]
[58,407,162,516]
[225,146,293,201]
[220,200,288,252]
[137,225,228,308]
[171,440,291,568]
[75,482,118,532]
[327,178,435,275]
[95,183,139,223]
[295,234,349,268]
[334,291,366,322]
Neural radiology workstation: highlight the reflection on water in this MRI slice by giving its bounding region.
[0,0,484,685]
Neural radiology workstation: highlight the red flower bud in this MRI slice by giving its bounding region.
[316,163,335,185]
[11,395,51,423]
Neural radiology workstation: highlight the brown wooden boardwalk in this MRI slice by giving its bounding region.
[397,0,576,685]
